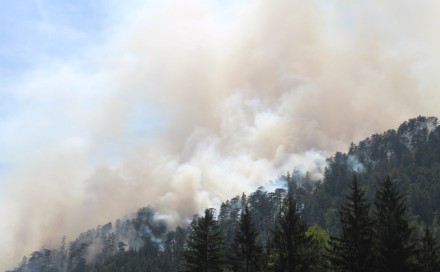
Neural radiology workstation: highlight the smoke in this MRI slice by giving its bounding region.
[1,0,440,269]
[347,155,366,174]
[143,226,164,251]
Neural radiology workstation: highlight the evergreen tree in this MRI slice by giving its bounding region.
[416,226,440,272]
[184,208,224,272]
[271,187,312,272]
[164,226,187,272]
[118,241,127,253]
[104,233,117,258]
[327,176,374,272]
[232,205,262,272]
[374,177,415,272]
[57,235,67,271]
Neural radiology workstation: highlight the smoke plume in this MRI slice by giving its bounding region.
[1,0,440,269]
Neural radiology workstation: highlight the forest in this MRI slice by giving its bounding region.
[8,116,440,272]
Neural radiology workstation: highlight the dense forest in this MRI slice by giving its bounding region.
[8,116,440,272]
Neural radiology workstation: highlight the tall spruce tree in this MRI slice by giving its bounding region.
[416,226,440,272]
[327,175,374,272]
[232,205,263,272]
[184,208,224,272]
[271,181,312,272]
[374,177,415,272]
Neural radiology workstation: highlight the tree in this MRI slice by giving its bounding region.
[374,177,415,272]
[271,187,312,272]
[416,226,440,272]
[104,233,117,258]
[306,225,329,272]
[164,226,187,272]
[184,208,224,272]
[327,176,374,272]
[232,205,263,272]
[28,251,44,272]
[57,235,67,271]
[118,241,127,253]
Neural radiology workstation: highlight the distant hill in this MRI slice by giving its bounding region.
[305,116,440,233]
[9,116,440,272]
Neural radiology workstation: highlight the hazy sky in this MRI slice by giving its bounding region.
[1,0,440,270]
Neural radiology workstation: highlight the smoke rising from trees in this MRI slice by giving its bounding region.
[1,0,440,269]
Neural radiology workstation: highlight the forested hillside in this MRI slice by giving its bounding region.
[9,116,440,272]
[305,116,440,234]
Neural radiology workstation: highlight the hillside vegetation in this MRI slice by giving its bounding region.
[9,116,440,272]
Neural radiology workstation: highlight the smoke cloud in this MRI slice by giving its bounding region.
[1,0,440,269]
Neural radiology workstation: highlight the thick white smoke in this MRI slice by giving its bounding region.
[1,0,440,269]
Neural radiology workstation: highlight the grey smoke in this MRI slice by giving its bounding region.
[347,155,366,173]
[2,0,440,270]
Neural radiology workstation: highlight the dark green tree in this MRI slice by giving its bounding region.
[271,187,312,272]
[184,208,224,272]
[374,177,415,272]
[164,226,187,272]
[232,205,263,272]
[416,226,440,272]
[327,176,374,272]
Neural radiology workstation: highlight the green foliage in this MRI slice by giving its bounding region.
[306,116,440,228]
[270,186,312,272]
[306,225,329,248]
[184,208,225,272]
[416,227,440,272]
[232,205,263,272]
[374,177,415,272]
[306,225,329,271]
[10,116,440,272]
[163,226,187,272]
[327,176,375,272]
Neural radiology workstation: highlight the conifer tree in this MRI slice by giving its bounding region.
[232,205,262,272]
[327,176,374,272]
[416,226,440,272]
[374,177,415,272]
[184,208,224,272]
[271,185,312,272]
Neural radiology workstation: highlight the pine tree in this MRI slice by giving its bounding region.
[104,233,117,258]
[327,175,374,272]
[164,226,187,272]
[374,177,415,272]
[416,226,440,272]
[184,208,224,272]
[232,205,262,272]
[57,235,67,271]
[118,241,127,253]
[271,186,312,272]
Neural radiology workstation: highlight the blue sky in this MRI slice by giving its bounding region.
[0,0,240,171]
[0,1,103,178]
[0,0,165,181]
[0,1,111,76]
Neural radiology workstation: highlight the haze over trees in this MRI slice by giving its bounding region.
[8,116,440,272]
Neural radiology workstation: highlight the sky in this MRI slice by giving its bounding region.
[1,0,440,270]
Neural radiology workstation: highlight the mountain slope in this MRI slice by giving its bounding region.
[8,116,440,272]
[305,116,440,233]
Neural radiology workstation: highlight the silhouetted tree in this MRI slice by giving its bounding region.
[184,208,224,272]
[327,176,375,272]
[232,205,263,272]
[374,177,415,272]
[416,226,440,272]
[271,186,312,272]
